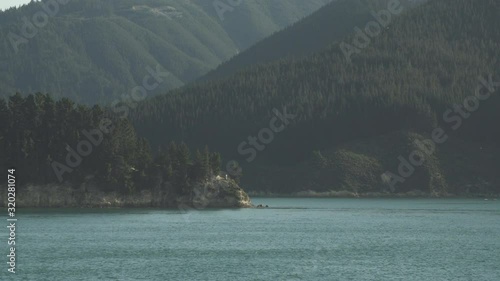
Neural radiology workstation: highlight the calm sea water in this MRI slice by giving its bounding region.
[2,198,500,281]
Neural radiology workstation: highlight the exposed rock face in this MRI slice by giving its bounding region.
[181,177,252,209]
[0,177,252,208]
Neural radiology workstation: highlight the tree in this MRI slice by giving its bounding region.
[174,142,191,195]
[202,145,211,178]
[191,149,205,182]
[210,152,221,176]
[168,141,178,170]
[0,98,10,170]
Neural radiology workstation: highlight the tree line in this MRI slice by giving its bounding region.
[0,93,223,197]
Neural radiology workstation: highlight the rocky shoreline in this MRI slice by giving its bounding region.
[0,177,252,209]
[247,190,500,199]
[3,184,498,209]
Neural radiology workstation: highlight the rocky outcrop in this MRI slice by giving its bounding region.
[178,177,252,208]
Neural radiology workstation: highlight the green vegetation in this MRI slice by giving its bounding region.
[0,0,331,104]
[1,0,498,197]
[132,0,500,195]
[246,131,498,196]
[0,93,226,204]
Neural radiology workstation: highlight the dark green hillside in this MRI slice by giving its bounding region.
[132,0,500,195]
[201,0,422,82]
[0,0,330,103]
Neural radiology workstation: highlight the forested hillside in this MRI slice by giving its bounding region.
[132,0,500,195]
[201,0,422,82]
[0,0,330,103]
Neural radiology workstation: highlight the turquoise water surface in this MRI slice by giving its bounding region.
[2,198,500,280]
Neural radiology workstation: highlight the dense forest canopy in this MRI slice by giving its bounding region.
[0,93,226,200]
[133,0,500,156]
[130,0,500,193]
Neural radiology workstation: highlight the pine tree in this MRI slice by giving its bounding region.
[175,142,191,195]
[210,152,221,176]
[168,141,179,171]
[192,149,205,181]
[202,145,211,178]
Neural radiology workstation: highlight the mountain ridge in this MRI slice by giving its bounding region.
[0,0,331,103]
[199,0,422,83]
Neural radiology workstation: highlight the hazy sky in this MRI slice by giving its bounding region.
[0,0,32,11]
